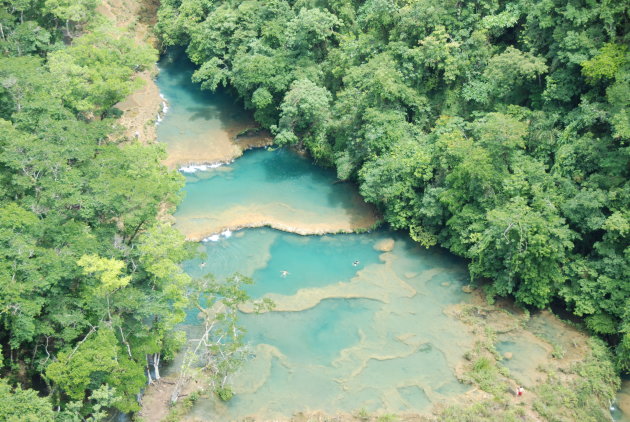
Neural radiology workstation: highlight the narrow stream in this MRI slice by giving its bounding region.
[155,50,629,421]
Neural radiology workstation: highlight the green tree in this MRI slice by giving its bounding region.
[43,0,98,37]
[275,79,332,161]
[0,379,55,422]
[48,28,156,116]
[0,4,194,418]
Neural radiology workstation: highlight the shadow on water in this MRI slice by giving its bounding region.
[186,105,219,122]
[260,148,313,182]
[158,47,253,134]
[259,148,373,217]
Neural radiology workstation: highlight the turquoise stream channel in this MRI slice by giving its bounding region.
[157,52,474,420]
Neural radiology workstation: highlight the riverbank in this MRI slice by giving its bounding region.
[99,0,163,144]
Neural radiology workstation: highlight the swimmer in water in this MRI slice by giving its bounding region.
[280,270,289,277]
[200,262,206,268]
[353,260,360,266]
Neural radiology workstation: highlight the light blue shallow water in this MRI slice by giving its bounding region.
[185,228,384,298]
[181,225,474,420]
[174,148,378,240]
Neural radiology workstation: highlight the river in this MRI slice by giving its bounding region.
[155,49,627,421]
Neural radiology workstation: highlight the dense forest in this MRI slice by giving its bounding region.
[156,0,630,368]
[0,0,628,419]
[0,1,200,419]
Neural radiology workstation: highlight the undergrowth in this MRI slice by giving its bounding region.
[533,339,619,422]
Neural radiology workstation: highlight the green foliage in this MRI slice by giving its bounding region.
[481,46,548,103]
[285,8,340,57]
[44,0,98,28]
[464,356,507,398]
[0,379,55,422]
[440,400,526,422]
[275,78,332,160]
[216,386,234,401]
[46,328,119,400]
[0,0,99,56]
[156,0,630,369]
[77,254,132,296]
[0,2,192,420]
[48,28,157,116]
[534,339,620,422]
[582,43,628,82]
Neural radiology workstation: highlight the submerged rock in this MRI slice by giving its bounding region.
[618,380,630,416]
[374,238,395,252]
[503,352,513,360]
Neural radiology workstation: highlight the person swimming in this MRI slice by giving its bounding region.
[280,270,289,277]
[353,260,360,266]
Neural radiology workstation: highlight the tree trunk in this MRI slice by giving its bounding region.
[146,354,154,384]
[170,375,187,404]
[126,217,148,245]
[153,353,161,380]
